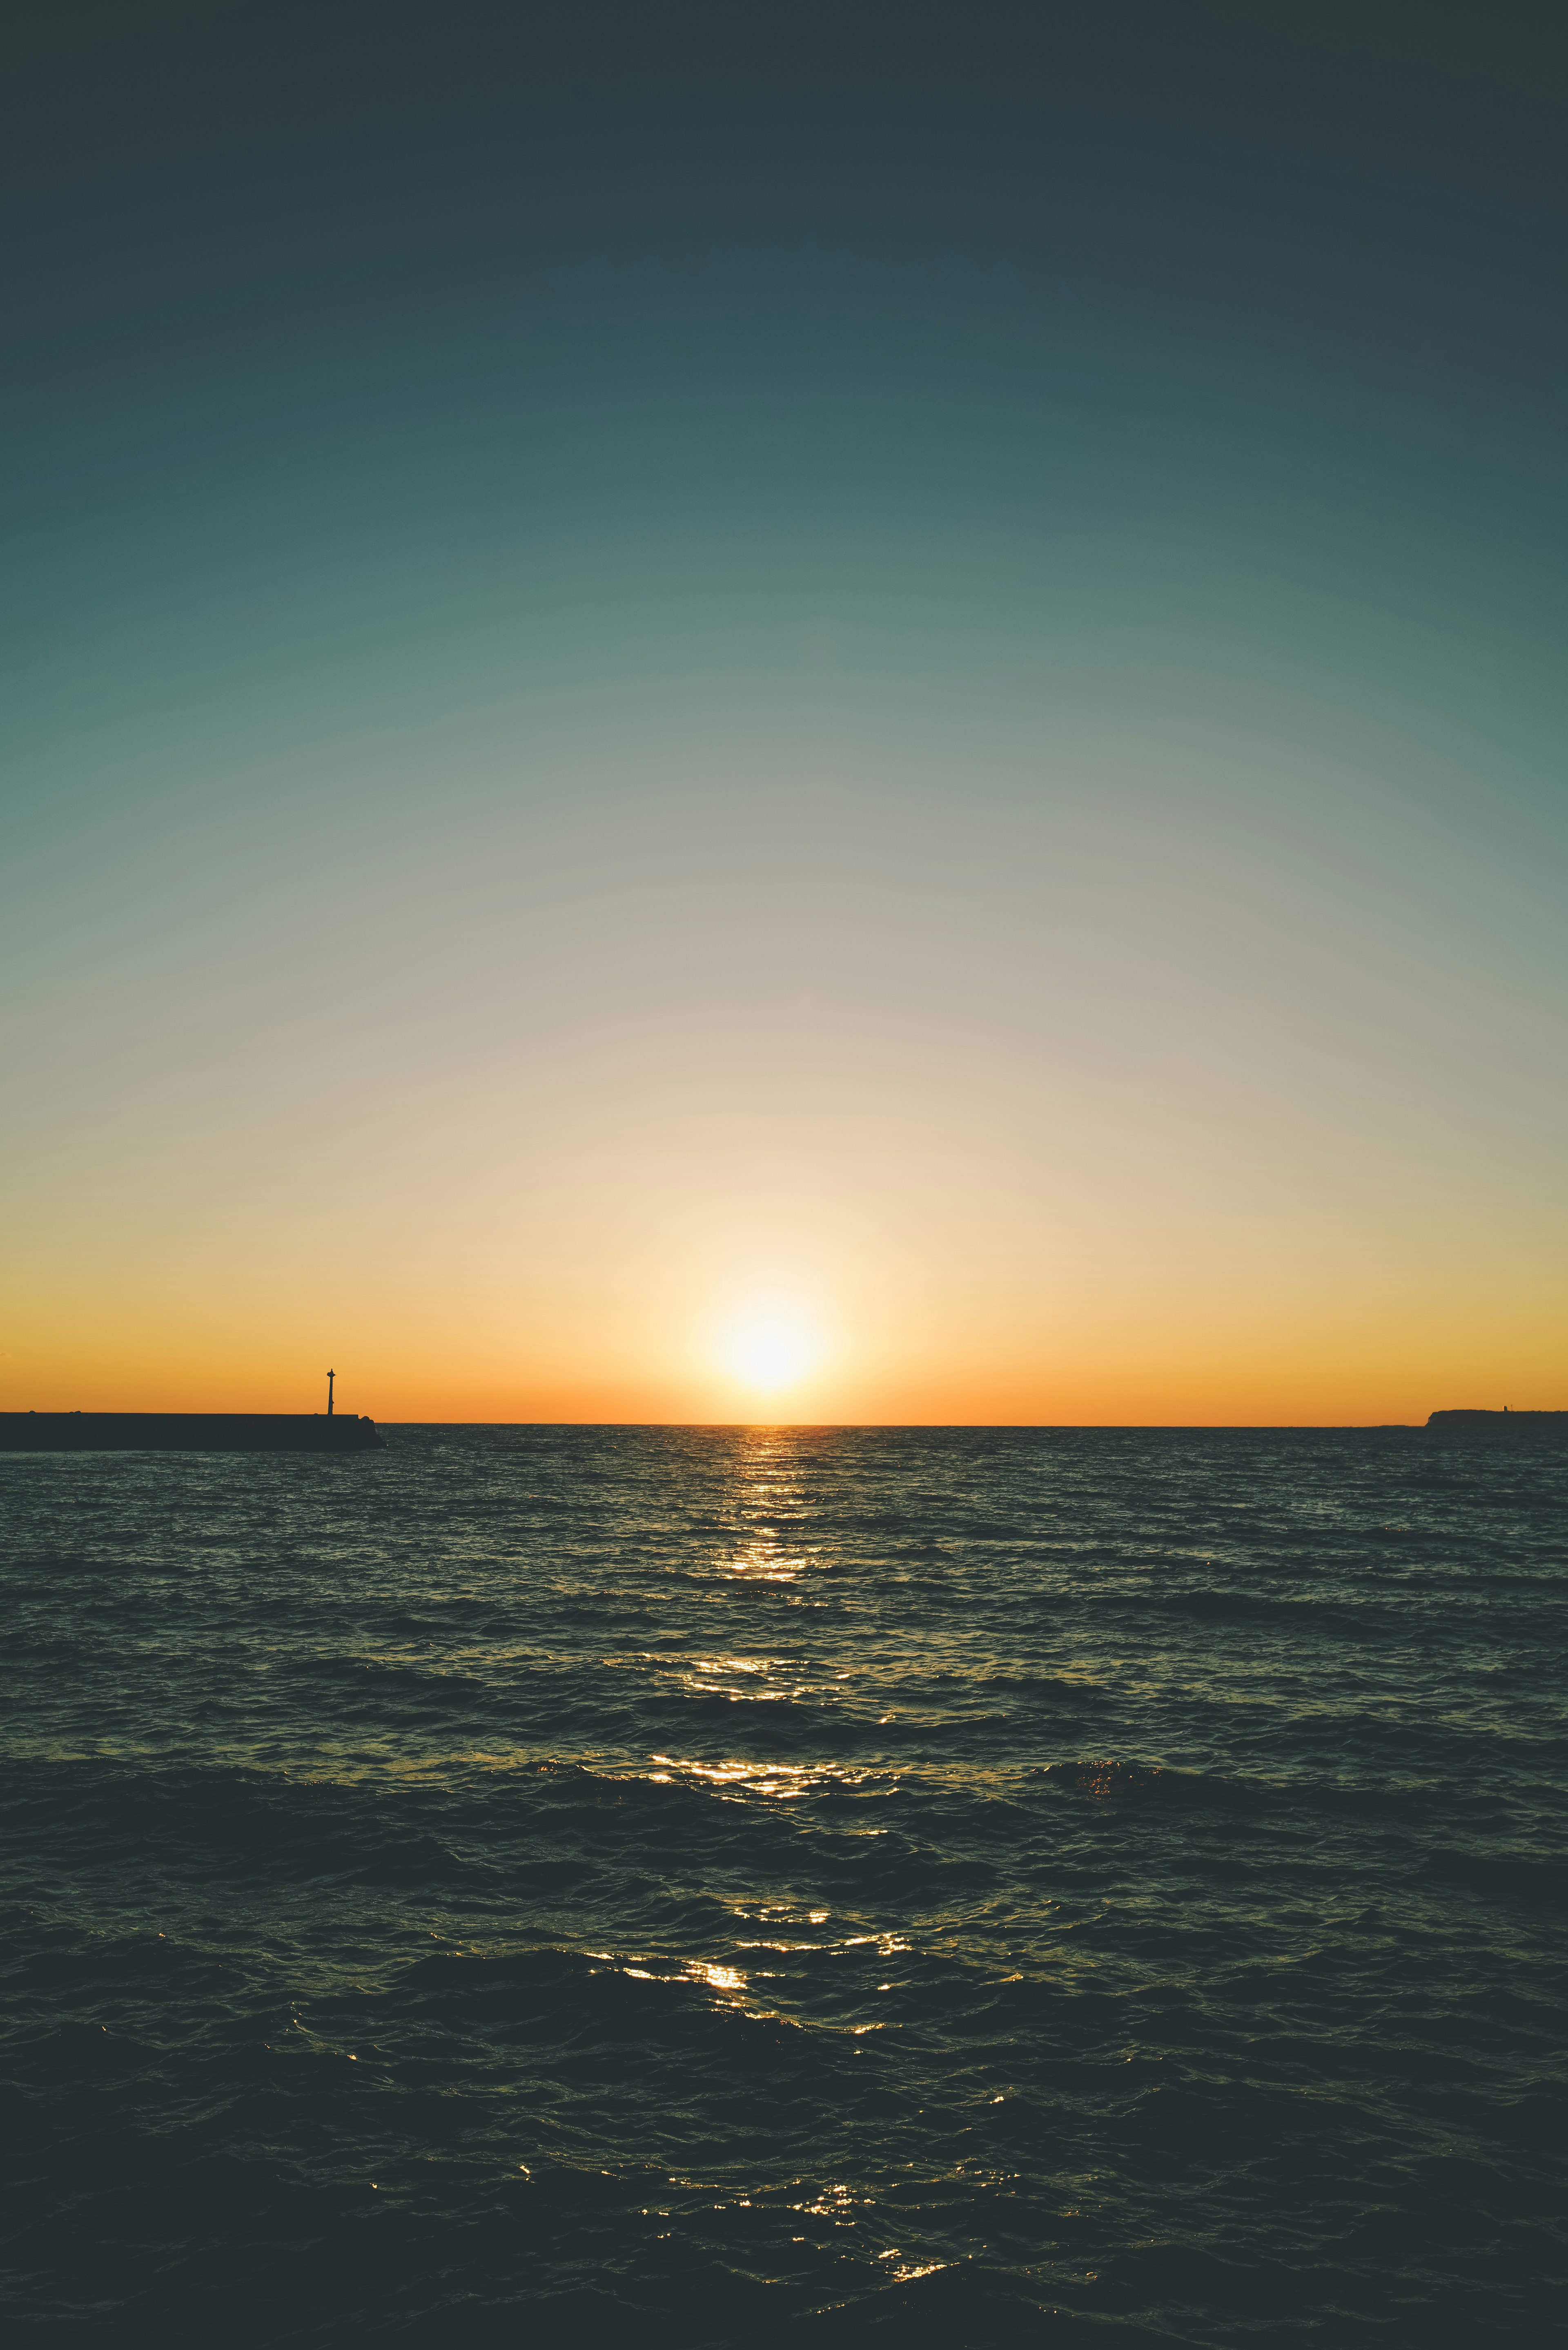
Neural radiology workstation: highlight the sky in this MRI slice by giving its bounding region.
[3,0,1565,1424]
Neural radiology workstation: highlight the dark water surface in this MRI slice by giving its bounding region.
[4,1427,1564,2346]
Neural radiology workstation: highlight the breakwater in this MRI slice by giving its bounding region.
[0,1413,381,1452]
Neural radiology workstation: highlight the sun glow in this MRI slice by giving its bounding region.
[723,1317,817,1394]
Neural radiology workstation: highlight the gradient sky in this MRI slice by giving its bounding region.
[4,1,1565,1422]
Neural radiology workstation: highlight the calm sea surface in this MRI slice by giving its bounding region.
[3,1427,1564,2346]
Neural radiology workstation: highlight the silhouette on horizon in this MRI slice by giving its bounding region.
[0,1371,381,1453]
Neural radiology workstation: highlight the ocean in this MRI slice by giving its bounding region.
[3,1425,1563,2346]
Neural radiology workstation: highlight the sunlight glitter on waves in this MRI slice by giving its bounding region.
[589,1952,792,2019]
[627,1961,763,2000]
[680,1655,816,1692]
[669,1760,817,1798]
[688,1961,748,1993]
[645,1753,884,1799]
[716,1548,806,1582]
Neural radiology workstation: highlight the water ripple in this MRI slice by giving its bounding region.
[2,1426,1564,2344]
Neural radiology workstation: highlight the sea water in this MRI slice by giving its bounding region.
[3,1427,1563,2345]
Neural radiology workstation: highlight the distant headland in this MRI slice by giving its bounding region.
[1426,1410,1568,1443]
[0,1414,381,1454]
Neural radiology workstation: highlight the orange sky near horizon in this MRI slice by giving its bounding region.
[6,1109,1561,1424]
[4,726,1562,1432]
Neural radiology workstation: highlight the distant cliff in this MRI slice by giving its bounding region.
[0,1414,382,1453]
[1426,1411,1568,1443]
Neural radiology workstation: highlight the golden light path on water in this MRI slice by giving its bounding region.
[591,1429,929,2088]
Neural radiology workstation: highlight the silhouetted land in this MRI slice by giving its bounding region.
[4,1414,1561,1452]
[1426,1411,1568,1443]
[0,1414,381,1452]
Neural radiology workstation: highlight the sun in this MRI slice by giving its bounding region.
[723,1317,817,1394]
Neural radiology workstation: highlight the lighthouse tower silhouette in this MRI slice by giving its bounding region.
[326,1370,335,1418]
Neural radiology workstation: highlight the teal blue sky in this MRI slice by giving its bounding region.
[4,3,1565,1417]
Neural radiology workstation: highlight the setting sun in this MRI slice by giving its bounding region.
[723,1318,817,1394]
